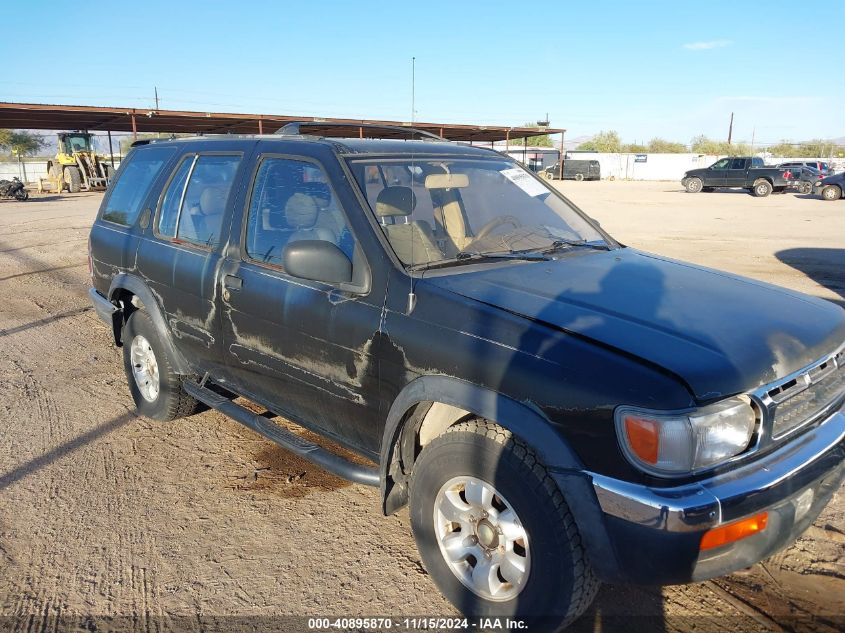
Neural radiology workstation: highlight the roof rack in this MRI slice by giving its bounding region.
[275,121,446,141]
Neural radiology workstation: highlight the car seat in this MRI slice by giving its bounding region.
[375,186,442,266]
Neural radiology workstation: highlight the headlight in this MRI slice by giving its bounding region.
[615,397,757,476]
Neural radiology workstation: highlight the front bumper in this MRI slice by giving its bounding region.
[580,408,845,584]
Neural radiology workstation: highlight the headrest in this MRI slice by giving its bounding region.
[199,186,226,216]
[375,186,416,217]
[302,182,331,206]
[284,192,319,228]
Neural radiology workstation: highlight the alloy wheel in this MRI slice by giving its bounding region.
[433,476,530,602]
[130,334,160,402]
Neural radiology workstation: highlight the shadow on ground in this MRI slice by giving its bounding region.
[776,248,845,307]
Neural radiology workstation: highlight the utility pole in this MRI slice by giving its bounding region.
[154,86,159,111]
[727,112,734,145]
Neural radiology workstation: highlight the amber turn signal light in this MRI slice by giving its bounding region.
[700,512,768,551]
[623,416,660,464]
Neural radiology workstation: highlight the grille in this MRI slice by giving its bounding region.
[768,350,845,438]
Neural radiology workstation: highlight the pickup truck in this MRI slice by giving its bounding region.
[682,157,796,196]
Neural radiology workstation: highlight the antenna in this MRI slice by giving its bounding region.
[411,57,416,124]
[408,56,418,314]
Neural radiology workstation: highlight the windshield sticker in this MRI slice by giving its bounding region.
[500,168,549,197]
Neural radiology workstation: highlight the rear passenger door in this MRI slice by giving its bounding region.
[219,153,384,454]
[725,158,748,187]
[136,149,249,373]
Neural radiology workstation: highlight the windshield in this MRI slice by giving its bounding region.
[347,157,608,269]
[62,134,92,154]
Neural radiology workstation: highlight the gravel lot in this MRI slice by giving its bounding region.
[0,182,842,632]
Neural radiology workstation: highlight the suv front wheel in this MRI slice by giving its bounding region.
[409,419,598,629]
[122,310,202,421]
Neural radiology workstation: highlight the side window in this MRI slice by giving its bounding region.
[101,146,175,225]
[730,158,746,169]
[155,154,241,248]
[711,158,730,170]
[157,156,194,238]
[245,157,354,268]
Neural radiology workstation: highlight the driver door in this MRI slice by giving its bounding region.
[707,158,731,187]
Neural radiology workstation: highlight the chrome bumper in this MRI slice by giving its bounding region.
[591,408,845,531]
[588,408,845,580]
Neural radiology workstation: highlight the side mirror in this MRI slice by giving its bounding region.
[283,240,352,285]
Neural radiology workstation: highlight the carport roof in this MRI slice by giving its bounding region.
[0,101,563,142]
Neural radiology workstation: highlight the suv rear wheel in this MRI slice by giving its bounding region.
[409,419,598,629]
[122,310,202,421]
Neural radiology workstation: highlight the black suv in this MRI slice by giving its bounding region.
[89,126,845,630]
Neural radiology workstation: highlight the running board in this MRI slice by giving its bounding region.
[183,381,379,487]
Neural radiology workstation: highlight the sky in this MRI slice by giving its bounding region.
[3,0,843,146]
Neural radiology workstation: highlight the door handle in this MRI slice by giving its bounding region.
[223,274,243,290]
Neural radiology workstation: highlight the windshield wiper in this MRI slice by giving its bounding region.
[535,239,609,253]
[407,250,550,272]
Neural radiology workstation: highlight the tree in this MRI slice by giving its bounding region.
[508,122,553,147]
[622,143,647,153]
[647,137,687,153]
[690,134,750,156]
[576,130,621,153]
[0,129,47,157]
[766,141,795,157]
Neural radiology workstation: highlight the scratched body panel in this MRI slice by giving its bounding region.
[220,260,383,453]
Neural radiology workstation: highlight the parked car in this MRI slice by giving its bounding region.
[543,159,601,181]
[814,171,845,201]
[682,157,797,196]
[778,164,822,194]
[89,128,845,630]
[778,160,834,177]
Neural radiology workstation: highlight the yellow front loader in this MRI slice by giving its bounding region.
[47,132,113,193]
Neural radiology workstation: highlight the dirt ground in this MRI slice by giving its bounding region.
[0,182,843,633]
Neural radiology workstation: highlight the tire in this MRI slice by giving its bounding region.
[685,177,703,193]
[409,419,599,629]
[800,182,812,195]
[752,179,773,197]
[574,173,584,182]
[122,310,202,421]
[63,166,82,193]
[14,189,28,201]
[821,185,842,201]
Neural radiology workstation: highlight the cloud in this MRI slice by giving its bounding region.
[683,40,732,50]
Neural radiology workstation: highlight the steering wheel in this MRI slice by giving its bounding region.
[472,215,522,241]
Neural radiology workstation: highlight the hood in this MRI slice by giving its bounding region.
[427,248,845,401]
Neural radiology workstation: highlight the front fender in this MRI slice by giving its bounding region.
[108,273,192,374]
[379,374,584,511]
[378,374,623,579]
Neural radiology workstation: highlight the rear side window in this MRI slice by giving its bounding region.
[101,146,175,225]
[156,154,241,248]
